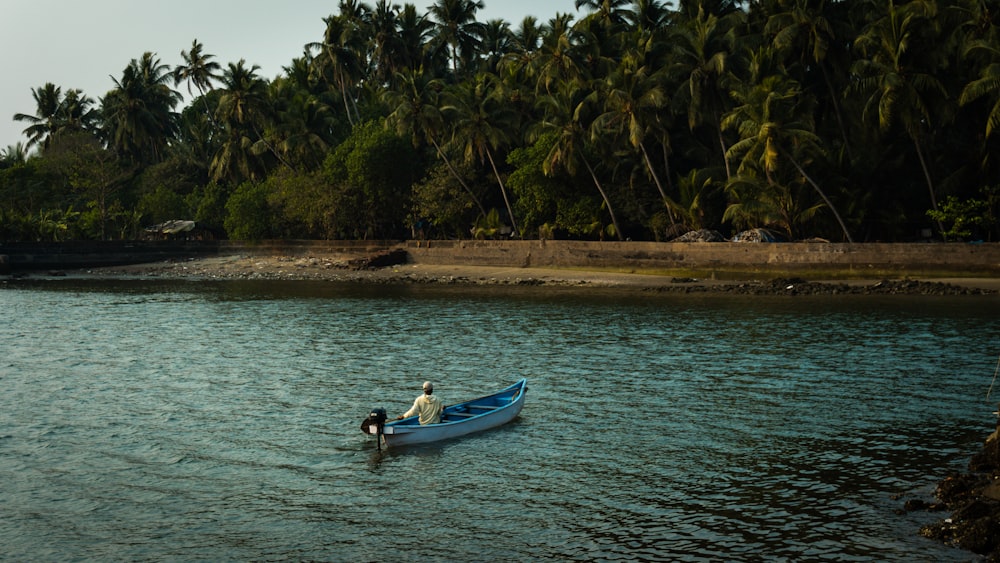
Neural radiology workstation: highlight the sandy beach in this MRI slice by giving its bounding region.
[76,254,1000,295]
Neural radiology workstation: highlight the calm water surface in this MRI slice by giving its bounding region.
[2,278,998,561]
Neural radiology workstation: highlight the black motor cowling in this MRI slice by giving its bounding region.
[361,407,387,435]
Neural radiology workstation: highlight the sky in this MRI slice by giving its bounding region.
[1,0,581,152]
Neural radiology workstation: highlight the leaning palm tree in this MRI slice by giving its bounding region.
[309,14,367,127]
[667,5,742,180]
[592,46,675,225]
[765,0,853,161]
[384,68,488,217]
[173,39,222,123]
[444,74,520,234]
[723,68,853,241]
[851,0,948,234]
[535,80,624,240]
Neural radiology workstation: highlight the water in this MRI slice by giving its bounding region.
[2,278,998,561]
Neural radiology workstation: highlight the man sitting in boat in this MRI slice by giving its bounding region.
[396,381,444,424]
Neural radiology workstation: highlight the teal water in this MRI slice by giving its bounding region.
[2,278,998,561]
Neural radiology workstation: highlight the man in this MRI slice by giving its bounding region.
[396,381,443,424]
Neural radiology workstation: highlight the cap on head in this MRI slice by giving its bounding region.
[422,381,433,391]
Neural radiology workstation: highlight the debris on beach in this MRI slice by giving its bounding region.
[731,228,784,242]
[672,229,727,242]
[347,248,408,270]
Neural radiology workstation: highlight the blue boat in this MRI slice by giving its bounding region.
[372,379,527,448]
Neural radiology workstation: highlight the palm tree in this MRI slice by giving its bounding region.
[668,6,742,179]
[479,19,516,73]
[532,23,588,94]
[173,39,222,123]
[723,68,853,241]
[369,0,405,86]
[102,52,181,164]
[13,83,64,150]
[59,89,99,134]
[445,74,520,233]
[670,168,723,231]
[544,13,577,45]
[14,86,98,149]
[535,80,624,240]
[270,77,337,171]
[428,0,486,78]
[960,41,1000,140]
[627,0,671,33]
[512,16,544,53]
[212,60,273,183]
[765,0,853,161]
[851,0,948,232]
[592,46,675,225]
[310,14,366,127]
[384,68,488,217]
[574,0,633,31]
[0,143,28,169]
[397,3,436,74]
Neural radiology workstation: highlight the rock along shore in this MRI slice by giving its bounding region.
[904,420,1000,560]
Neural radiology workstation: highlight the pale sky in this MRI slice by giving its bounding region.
[1,0,579,152]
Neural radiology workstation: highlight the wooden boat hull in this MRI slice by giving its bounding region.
[381,379,526,447]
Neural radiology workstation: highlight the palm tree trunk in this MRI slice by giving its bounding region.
[783,148,854,243]
[196,84,218,128]
[252,124,298,173]
[912,134,945,236]
[639,141,676,226]
[581,156,624,241]
[335,69,356,128]
[485,146,519,236]
[819,65,852,163]
[350,94,362,125]
[716,111,731,179]
[429,136,488,218]
[659,135,675,195]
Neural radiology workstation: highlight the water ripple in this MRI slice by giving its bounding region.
[2,281,997,561]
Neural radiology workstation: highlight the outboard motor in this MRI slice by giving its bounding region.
[361,407,388,450]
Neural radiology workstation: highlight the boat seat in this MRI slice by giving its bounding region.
[467,404,499,410]
[445,412,477,418]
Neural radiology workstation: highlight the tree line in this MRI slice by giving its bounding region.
[2,0,999,243]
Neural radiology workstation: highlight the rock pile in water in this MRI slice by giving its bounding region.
[906,422,1000,559]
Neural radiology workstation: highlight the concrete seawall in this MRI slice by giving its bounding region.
[405,240,1000,279]
[2,239,999,279]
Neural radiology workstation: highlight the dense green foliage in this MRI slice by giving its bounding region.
[4,0,1000,242]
